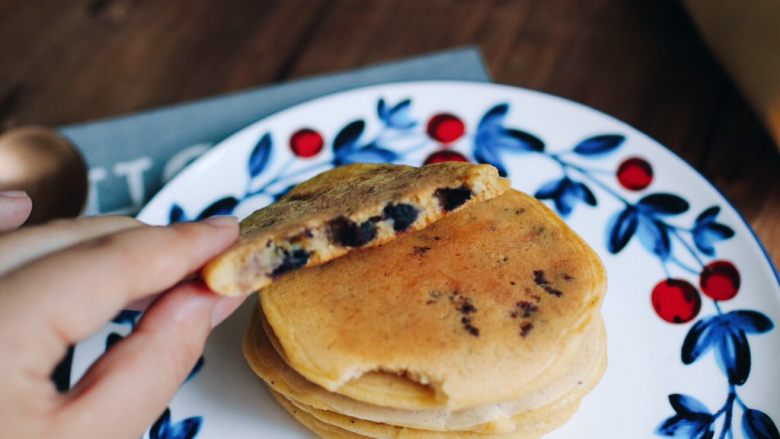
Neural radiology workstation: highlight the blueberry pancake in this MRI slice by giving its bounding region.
[258,189,607,411]
[244,307,606,434]
[203,162,509,296]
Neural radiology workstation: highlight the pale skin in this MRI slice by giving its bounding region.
[0,191,245,438]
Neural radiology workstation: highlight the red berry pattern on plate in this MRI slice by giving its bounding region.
[424,150,469,165]
[289,128,324,158]
[426,113,465,144]
[652,279,702,324]
[699,260,740,301]
[617,157,653,190]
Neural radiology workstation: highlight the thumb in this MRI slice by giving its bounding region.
[59,282,245,439]
[0,191,32,232]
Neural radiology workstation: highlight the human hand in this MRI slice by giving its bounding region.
[0,193,243,439]
[0,191,33,232]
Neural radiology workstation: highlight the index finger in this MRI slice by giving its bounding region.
[0,217,238,348]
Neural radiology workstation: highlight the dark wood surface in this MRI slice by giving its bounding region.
[0,0,777,266]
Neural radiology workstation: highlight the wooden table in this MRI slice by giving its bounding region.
[1,0,778,266]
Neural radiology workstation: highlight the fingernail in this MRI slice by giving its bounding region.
[0,190,28,198]
[211,296,245,328]
[201,215,238,228]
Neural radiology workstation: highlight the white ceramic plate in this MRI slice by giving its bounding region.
[72,81,780,439]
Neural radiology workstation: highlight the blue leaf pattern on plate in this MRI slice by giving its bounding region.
[636,216,672,260]
[169,204,185,223]
[473,103,544,176]
[573,134,625,157]
[681,311,773,385]
[248,133,272,178]
[656,394,714,439]
[377,98,416,129]
[606,207,639,253]
[196,196,239,220]
[534,177,596,217]
[104,332,123,351]
[637,193,690,216]
[333,120,365,153]
[335,142,398,165]
[714,328,751,385]
[186,357,204,383]
[692,207,735,256]
[150,409,202,439]
[111,309,141,326]
[682,316,720,364]
[743,409,780,439]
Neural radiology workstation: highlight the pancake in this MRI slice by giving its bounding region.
[271,389,368,439]
[259,190,607,410]
[203,162,509,296]
[281,388,577,439]
[273,389,552,439]
[244,307,607,433]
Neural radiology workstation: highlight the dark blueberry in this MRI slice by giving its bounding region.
[434,185,472,211]
[520,322,534,337]
[383,203,419,231]
[516,301,539,318]
[460,316,480,337]
[533,270,547,286]
[533,270,563,296]
[459,302,477,314]
[327,216,377,247]
[413,246,431,256]
[272,249,311,277]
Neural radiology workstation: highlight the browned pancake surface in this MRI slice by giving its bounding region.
[261,190,606,410]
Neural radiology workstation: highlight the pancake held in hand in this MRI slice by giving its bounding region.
[260,190,607,410]
[204,162,509,296]
[244,308,607,434]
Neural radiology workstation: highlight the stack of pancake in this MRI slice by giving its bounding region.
[206,163,607,438]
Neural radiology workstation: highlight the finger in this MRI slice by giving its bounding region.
[0,191,32,232]
[58,282,245,439]
[0,217,238,361]
[0,216,141,276]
